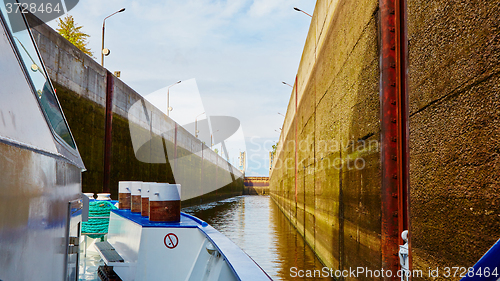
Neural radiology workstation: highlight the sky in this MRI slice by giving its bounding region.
[47,0,317,176]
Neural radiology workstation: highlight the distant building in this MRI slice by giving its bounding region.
[238,151,246,174]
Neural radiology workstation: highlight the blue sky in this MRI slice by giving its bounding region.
[47,0,316,176]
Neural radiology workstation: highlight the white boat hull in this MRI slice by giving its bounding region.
[96,211,271,281]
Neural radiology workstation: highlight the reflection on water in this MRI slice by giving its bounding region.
[183,195,332,280]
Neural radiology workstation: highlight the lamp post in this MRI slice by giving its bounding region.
[195,112,205,138]
[278,112,286,117]
[167,81,181,116]
[293,7,312,17]
[282,81,293,88]
[101,8,126,67]
[211,130,219,148]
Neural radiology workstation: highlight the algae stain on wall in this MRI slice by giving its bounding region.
[269,0,382,274]
[55,83,243,205]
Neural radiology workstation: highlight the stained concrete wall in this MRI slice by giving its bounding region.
[270,0,382,274]
[270,0,500,279]
[28,16,243,205]
[407,0,500,275]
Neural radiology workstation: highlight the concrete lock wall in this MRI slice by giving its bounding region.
[29,16,243,205]
[408,0,500,275]
[270,0,500,278]
[270,0,382,273]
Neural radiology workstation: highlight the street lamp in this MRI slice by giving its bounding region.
[211,130,219,148]
[293,7,312,17]
[282,81,293,88]
[278,112,286,117]
[101,8,126,67]
[195,112,205,138]
[167,81,182,116]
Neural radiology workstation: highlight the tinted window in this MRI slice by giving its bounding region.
[0,4,76,149]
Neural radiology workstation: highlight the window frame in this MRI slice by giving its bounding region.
[0,4,80,157]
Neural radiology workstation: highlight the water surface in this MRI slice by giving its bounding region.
[183,195,332,280]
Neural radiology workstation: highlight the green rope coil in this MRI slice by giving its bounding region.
[82,200,117,239]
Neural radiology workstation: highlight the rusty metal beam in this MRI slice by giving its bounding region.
[103,71,114,193]
[380,0,410,278]
[396,0,411,267]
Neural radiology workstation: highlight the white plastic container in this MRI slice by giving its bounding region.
[130,181,143,213]
[141,182,151,217]
[149,183,181,222]
[118,181,132,209]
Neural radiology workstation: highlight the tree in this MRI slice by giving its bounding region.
[271,142,278,156]
[56,15,93,57]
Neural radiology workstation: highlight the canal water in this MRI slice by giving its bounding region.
[182,195,332,280]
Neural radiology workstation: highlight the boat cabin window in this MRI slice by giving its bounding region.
[0,5,76,149]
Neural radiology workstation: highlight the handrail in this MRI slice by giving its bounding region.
[461,239,500,281]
